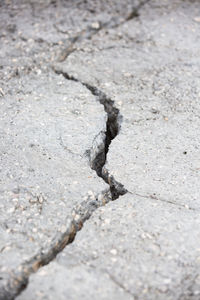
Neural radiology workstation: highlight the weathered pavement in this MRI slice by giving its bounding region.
[1,0,200,299]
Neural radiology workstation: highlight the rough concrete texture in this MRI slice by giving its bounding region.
[17,194,200,300]
[0,70,109,296]
[1,0,200,299]
[55,0,200,210]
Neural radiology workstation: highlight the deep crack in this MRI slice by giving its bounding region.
[2,69,127,300]
[53,68,127,199]
[82,82,127,199]
[0,1,151,298]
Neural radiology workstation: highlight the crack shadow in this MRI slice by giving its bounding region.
[1,68,128,300]
[53,68,127,199]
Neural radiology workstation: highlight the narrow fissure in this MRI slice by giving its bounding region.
[125,0,150,22]
[56,0,150,62]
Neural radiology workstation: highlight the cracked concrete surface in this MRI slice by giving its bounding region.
[0,69,111,298]
[17,194,200,300]
[53,68,127,199]
[1,0,200,299]
[55,0,200,211]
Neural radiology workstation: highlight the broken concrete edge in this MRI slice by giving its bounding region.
[52,66,127,199]
[102,168,128,200]
[1,66,128,300]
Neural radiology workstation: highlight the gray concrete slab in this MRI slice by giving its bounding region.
[1,0,200,299]
[17,0,200,299]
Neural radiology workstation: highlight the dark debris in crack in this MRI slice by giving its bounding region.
[53,68,127,199]
[1,67,127,300]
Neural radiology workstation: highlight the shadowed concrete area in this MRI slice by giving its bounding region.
[0,0,200,299]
